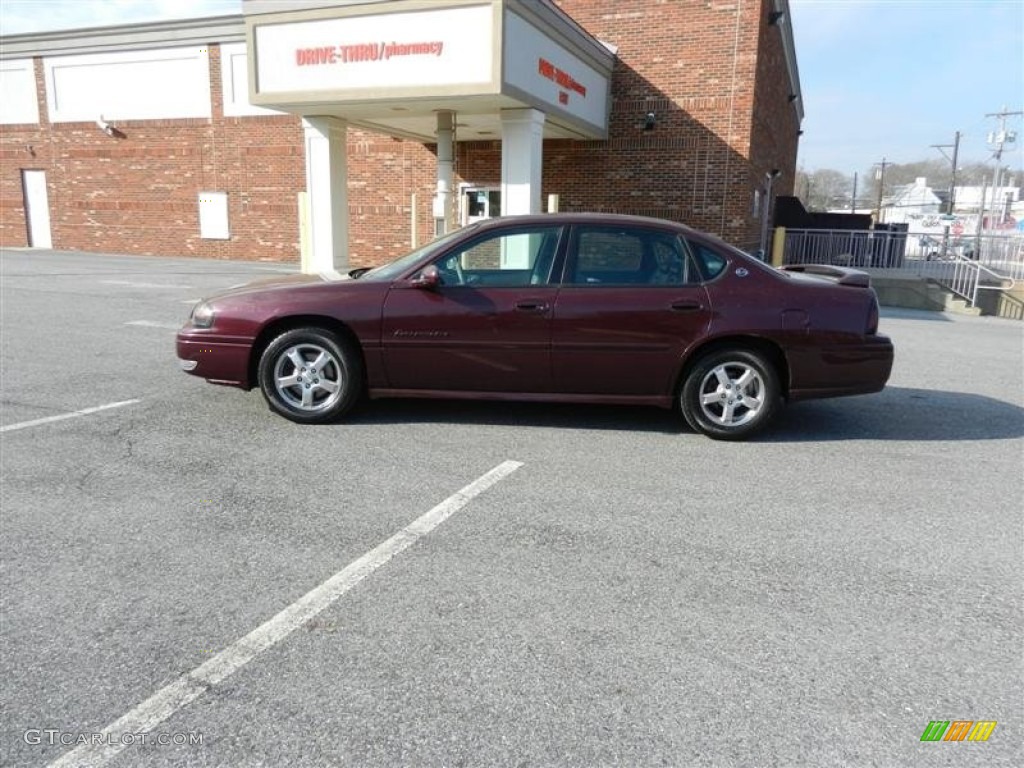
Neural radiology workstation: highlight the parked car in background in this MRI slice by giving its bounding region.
[177,213,894,440]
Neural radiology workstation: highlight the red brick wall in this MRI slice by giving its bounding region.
[0,45,305,260]
[551,0,783,251]
[0,0,799,265]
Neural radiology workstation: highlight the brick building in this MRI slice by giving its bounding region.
[0,0,801,269]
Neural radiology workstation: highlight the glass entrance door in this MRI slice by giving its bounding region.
[461,187,501,225]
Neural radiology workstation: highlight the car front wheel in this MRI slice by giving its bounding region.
[257,328,361,424]
[680,349,780,440]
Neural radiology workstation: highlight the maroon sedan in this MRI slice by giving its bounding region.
[176,213,893,440]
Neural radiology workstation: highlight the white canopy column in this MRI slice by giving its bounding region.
[500,108,545,215]
[302,116,348,273]
[433,110,455,236]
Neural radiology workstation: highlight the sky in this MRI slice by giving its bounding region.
[1,0,1021,179]
[790,0,1023,177]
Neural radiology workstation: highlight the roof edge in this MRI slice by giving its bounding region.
[0,14,245,58]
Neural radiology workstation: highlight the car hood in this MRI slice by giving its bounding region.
[210,270,352,300]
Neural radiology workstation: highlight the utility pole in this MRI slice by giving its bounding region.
[983,107,1021,230]
[931,131,961,258]
[930,130,960,214]
[872,157,890,224]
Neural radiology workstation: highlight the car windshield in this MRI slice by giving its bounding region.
[354,227,473,282]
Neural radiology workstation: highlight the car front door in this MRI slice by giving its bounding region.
[551,224,712,397]
[381,225,563,392]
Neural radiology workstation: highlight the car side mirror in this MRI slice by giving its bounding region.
[410,264,441,289]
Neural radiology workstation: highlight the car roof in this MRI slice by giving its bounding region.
[471,212,698,233]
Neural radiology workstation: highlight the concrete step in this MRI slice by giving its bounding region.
[943,296,983,316]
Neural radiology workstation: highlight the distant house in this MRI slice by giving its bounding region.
[880,177,942,226]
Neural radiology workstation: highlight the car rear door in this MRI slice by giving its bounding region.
[550,224,712,397]
[381,224,563,392]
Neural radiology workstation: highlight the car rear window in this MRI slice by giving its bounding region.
[686,240,728,281]
[568,227,692,285]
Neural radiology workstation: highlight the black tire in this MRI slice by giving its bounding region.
[257,328,362,424]
[680,348,780,440]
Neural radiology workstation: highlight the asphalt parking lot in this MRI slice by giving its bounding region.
[1,247,1022,768]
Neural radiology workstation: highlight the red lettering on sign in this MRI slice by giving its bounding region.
[294,41,444,66]
[537,57,587,102]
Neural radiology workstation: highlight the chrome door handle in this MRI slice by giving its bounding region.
[515,300,549,312]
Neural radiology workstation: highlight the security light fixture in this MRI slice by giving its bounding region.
[769,10,785,25]
[644,112,656,130]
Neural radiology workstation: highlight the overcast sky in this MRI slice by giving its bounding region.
[2,0,1021,178]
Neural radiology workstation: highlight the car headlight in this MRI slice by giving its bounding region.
[190,301,215,328]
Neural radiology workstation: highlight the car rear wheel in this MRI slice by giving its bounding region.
[680,349,780,440]
[257,328,361,424]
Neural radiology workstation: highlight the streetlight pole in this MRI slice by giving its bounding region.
[759,169,781,260]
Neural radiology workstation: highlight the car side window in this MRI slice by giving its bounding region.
[434,227,561,287]
[686,239,728,281]
[566,227,690,285]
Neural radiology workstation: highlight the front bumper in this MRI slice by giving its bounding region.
[176,331,253,388]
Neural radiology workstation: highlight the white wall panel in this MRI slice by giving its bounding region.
[44,47,211,123]
[198,192,230,239]
[219,42,277,117]
[0,59,39,125]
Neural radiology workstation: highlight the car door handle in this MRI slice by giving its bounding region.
[670,300,704,312]
[515,300,549,312]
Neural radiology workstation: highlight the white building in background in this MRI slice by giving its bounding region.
[879,177,941,226]
[881,176,1023,236]
[955,181,1020,230]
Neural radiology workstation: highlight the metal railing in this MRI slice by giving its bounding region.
[781,228,1021,307]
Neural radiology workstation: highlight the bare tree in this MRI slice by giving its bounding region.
[795,168,855,211]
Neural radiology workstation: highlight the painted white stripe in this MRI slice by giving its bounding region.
[181,299,201,305]
[125,320,180,330]
[100,280,191,289]
[0,399,141,433]
[252,266,298,273]
[48,460,523,768]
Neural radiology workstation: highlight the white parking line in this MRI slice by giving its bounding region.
[48,459,524,768]
[0,400,141,434]
[125,320,180,330]
[100,280,191,289]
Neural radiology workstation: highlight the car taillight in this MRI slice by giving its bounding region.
[866,293,879,335]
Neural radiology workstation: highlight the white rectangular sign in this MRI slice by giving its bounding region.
[254,5,494,95]
[503,12,607,130]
